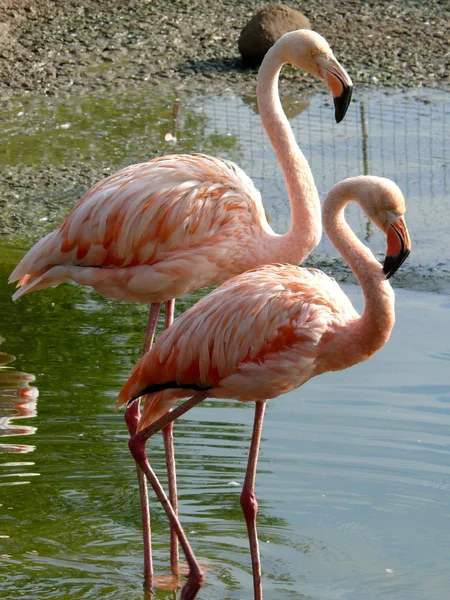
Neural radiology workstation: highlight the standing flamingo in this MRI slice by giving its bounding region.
[9,30,352,588]
[117,176,411,600]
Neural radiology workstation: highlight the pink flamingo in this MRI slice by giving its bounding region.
[9,30,352,588]
[117,176,411,600]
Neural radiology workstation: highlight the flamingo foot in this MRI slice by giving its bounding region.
[180,569,206,600]
[153,559,212,591]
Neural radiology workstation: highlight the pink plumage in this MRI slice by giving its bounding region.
[9,155,274,302]
[9,31,353,306]
[123,176,411,600]
[117,264,358,426]
[117,175,413,431]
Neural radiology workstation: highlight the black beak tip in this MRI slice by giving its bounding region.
[383,248,411,280]
[383,264,394,280]
[383,255,393,279]
[334,85,353,123]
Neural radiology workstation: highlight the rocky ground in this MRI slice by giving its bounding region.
[0,0,448,98]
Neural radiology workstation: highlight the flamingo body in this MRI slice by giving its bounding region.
[10,155,280,302]
[116,263,386,430]
[116,175,411,433]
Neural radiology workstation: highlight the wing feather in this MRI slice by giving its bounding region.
[9,154,266,295]
[116,264,358,428]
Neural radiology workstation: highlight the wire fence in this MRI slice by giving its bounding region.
[193,88,449,268]
[2,85,448,275]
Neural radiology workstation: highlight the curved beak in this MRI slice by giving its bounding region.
[318,55,353,123]
[383,217,411,279]
[333,84,353,124]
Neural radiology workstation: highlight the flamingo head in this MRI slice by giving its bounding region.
[357,176,412,279]
[276,30,353,123]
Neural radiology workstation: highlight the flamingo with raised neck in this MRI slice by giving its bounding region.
[10,29,353,590]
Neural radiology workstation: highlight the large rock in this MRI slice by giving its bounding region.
[238,4,311,66]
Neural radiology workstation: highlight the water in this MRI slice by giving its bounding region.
[0,87,449,599]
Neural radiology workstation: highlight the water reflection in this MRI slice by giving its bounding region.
[241,92,311,119]
[0,91,240,169]
[0,336,38,457]
[0,264,449,598]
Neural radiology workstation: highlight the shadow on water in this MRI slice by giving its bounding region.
[241,92,311,119]
[180,56,250,76]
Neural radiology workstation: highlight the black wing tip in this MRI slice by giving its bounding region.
[129,381,212,404]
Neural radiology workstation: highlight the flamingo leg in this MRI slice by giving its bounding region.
[240,400,267,600]
[125,301,162,591]
[142,302,163,355]
[161,299,180,576]
[129,391,209,600]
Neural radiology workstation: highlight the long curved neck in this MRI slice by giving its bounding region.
[322,181,395,364]
[257,45,321,263]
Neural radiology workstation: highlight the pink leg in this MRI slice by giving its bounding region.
[129,391,209,600]
[141,302,162,356]
[163,423,178,573]
[164,298,175,330]
[125,302,162,591]
[125,301,163,436]
[162,299,180,575]
[240,400,266,600]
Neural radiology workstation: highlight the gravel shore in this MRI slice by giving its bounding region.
[0,0,448,98]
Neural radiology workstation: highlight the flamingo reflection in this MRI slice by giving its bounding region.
[0,336,38,453]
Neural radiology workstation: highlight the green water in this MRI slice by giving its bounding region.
[0,90,240,242]
[2,262,449,600]
[1,88,449,599]
[1,91,239,168]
